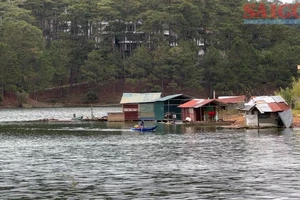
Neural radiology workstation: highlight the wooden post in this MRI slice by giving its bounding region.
[257,113,260,128]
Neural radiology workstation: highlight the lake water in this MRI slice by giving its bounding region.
[0,107,300,199]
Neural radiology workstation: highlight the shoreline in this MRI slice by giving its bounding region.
[1,101,300,128]
[0,103,121,109]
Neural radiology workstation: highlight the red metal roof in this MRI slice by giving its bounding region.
[195,99,215,108]
[178,99,216,108]
[178,99,201,108]
[217,95,245,104]
[267,102,290,112]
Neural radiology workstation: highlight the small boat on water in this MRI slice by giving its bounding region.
[72,114,83,121]
[130,125,158,132]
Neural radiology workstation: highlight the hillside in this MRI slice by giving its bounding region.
[0,80,204,108]
[2,85,300,128]
[1,1,300,101]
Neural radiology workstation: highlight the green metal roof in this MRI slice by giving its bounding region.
[120,93,162,104]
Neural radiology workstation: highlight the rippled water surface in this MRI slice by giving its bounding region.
[0,107,121,122]
[0,108,300,199]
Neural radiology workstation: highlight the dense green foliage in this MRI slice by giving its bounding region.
[1,0,300,99]
[276,77,300,108]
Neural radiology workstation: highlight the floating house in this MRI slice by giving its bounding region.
[120,92,162,121]
[178,99,226,122]
[239,95,293,128]
[154,94,192,121]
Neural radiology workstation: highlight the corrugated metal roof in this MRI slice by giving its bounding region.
[252,96,285,103]
[273,95,285,103]
[256,103,273,112]
[178,99,202,108]
[179,99,226,108]
[157,94,183,101]
[253,96,264,102]
[194,99,215,108]
[240,105,255,111]
[240,95,290,113]
[268,102,290,112]
[263,96,276,103]
[120,93,162,104]
[217,95,245,104]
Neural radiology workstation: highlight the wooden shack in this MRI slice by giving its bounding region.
[239,95,293,128]
[179,99,225,122]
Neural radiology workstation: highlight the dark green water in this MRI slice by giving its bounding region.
[0,108,300,199]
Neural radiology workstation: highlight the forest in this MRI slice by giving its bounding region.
[0,0,300,101]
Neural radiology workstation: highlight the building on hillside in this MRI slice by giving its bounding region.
[120,92,162,121]
[239,95,293,128]
[178,99,226,122]
[94,21,204,55]
[154,94,193,122]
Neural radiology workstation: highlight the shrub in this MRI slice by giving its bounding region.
[16,91,29,106]
[85,91,98,103]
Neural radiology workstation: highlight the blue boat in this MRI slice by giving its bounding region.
[130,125,158,132]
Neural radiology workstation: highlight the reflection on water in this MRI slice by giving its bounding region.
[0,108,299,199]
